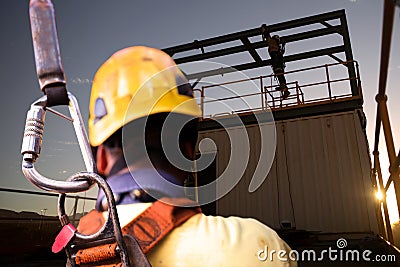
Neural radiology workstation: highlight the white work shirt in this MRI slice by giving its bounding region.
[106,203,297,267]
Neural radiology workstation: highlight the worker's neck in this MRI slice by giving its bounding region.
[108,155,187,186]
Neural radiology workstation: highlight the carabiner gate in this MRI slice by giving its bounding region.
[21,92,95,193]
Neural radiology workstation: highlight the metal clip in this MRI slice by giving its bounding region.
[21,92,96,193]
[58,172,151,267]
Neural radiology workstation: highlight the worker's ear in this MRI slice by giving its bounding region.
[96,144,108,176]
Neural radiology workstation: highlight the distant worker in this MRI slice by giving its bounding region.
[77,46,296,266]
[262,25,290,99]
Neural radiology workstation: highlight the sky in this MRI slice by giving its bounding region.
[0,0,399,220]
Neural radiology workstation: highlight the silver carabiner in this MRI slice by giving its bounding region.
[21,92,96,193]
[58,172,151,267]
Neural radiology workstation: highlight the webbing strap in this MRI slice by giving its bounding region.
[122,198,201,253]
[78,209,105,235]
[76,198,201,265]
[75,243,119,266]
[44,85,69,107]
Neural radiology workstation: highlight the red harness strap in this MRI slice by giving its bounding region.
[76,198,201,266]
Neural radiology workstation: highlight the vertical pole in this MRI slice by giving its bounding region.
[260,76,265,110]
[373,151,393,242]
[375,0,399,234]
[355,61,363,100]
[325,64,332,101]
[377,96,400,219]
[72,196,79,225]
[201,87,205,118]
[339,11,358,97]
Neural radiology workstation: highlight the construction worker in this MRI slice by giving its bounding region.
[262,25,290,100]
[77,46,296,266]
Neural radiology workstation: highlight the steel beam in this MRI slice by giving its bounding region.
[163,10,346,57]
[187,45,344,80]
[173,26,343,65]
[240,37,262,63]
[163,10,359,97]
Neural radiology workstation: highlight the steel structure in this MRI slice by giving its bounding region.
[372,0,399,244]
[163,9,358,98]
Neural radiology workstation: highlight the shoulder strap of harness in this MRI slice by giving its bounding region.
[76,198,201,265]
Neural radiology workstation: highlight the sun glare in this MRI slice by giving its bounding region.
[376,190,384,201]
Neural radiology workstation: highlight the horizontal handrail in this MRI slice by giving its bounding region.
[201,60,358,89]
[0,187,96,201]
[197,60,361,118]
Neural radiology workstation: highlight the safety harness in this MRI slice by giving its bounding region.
[77,198,201,266]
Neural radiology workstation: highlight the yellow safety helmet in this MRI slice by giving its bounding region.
[88,46,201,147]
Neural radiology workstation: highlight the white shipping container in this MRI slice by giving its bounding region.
[198,110,379,233]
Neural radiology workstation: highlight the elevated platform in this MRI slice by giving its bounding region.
[196,59,364,131]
